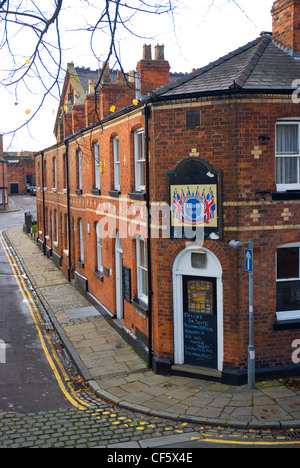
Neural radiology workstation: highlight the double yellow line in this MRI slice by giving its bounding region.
[0,231,90,411]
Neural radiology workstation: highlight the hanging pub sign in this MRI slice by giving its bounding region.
[167,156,222,240]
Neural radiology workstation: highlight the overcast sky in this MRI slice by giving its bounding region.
[0,0,275,152]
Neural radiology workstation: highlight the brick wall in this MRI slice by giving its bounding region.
[6,159,35,195]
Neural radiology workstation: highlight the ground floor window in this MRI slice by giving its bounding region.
[136,237,147,304]
[0,188,7,205]
[276,243,300,320]
[96,222,103,274]
[79,219,84,265]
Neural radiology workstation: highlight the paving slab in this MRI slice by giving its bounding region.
[65,306,100,320]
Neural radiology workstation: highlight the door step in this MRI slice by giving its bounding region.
[171,364,222,381]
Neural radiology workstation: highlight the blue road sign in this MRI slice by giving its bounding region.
[245,249,253,272]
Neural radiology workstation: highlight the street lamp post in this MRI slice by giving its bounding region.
[229,239,255,390]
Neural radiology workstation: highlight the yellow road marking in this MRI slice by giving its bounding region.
[0,232,89,411]
[199,437,300,446]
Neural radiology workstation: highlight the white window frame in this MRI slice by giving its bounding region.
[79,218,84,264]
[136,236,148,304]
[276,242,300,321]
[55,210,58,244]
[94,142,100,190]
[77,150,82,190]
[134,128,145,191]
[63,154,67,190]
[96,222,103,273]
[276,120,300,192]
[113,136,120,191]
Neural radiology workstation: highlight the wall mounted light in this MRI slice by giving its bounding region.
[258,135,270,145]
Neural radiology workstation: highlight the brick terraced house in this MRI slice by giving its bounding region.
[36,0,300,384]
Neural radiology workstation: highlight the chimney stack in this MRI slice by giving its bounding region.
[136,44,170,97]
[272,0,300,56]
[0,134,3,157]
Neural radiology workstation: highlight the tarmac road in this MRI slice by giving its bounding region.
[0,195,74,413]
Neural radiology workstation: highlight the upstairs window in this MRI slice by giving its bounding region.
[53,157,57,189]
[113,136,120,191]
[63,154,67,190]
[134,129,145,191]
[94,142,100,190]
[77,150,82,190]
[276,122,300,191]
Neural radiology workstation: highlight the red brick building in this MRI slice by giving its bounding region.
[36,0,300,384]
[3,151,35,195]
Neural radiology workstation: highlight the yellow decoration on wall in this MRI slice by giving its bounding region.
[133,99,138,106]
[110,105,116,113]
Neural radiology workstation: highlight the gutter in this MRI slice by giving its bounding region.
[64,139,72,283]
[143,103,153,369]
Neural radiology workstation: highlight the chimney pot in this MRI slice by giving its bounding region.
[101,63,111,83]
[88,79,96,95]
[129,70,135,83]
[143,44,152,60]
[155,44,165,61]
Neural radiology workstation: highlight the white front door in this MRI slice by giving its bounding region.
[115,233,123,319]
[173,247,223,371]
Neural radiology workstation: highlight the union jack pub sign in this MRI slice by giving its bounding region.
[171,184,218,228]
[167,156,222,240]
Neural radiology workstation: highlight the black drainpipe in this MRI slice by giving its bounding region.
[41,151,46,255]
[144,103,153,369]
[64,139,72,283]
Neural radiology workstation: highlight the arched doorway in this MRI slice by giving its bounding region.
[172,246,223,371]
[115,232,123,319]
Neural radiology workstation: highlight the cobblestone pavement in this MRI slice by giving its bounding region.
[0,391,297,448]
[0,392,197,448]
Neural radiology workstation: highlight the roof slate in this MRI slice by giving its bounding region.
[155,34,300,98]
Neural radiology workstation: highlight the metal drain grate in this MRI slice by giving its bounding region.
[282,430,300,440]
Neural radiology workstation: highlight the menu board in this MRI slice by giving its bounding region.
[183,312,217,368]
